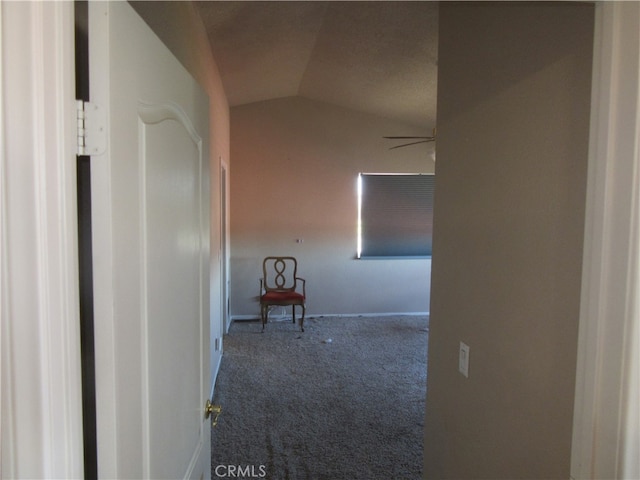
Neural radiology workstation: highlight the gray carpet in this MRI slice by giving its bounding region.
[210,315,428,480]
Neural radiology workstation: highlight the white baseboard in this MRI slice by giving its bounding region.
[231,311,430,322]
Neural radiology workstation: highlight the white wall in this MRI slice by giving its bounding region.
[230,97,433,318]
[425,3,594,478]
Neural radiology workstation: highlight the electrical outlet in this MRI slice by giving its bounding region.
[459,342,470,378]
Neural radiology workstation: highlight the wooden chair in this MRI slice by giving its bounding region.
[260,256,306,332]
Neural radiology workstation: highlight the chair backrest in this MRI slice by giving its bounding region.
[262,256,298,292]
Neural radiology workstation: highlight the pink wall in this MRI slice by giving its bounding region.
[230,97,433,317]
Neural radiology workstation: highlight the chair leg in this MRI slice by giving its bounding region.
[261,304,266,332]
[300,304,305,332]
[292,305,296,324]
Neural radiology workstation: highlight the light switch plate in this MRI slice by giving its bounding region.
[459,341,470,378]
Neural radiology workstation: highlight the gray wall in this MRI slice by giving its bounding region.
[424,3,594,478]
[230,97,433,317]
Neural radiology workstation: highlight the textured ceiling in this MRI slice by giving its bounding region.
[195,1,438,129]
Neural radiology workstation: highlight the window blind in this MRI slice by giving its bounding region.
[358,173,434,258]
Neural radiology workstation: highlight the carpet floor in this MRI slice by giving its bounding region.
[210,315,428,480]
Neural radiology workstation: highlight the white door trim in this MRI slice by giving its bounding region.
[571,3,640,479]
[1,2,84,478]
[220,159,231,335]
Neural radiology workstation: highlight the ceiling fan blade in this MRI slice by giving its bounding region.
[388,139,434,150]
[383,136,434,140]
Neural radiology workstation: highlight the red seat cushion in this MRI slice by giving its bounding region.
[261,291,305,303]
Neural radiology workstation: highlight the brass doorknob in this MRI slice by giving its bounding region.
[205,400,222,427]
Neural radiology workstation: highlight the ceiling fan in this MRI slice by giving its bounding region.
[384,129,436,150]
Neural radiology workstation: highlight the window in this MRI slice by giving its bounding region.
[357,173,435,258]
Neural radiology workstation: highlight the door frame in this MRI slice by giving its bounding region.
[1,2,638,478]
[1,2,84,478]
[570,3,640,479]
[220,159,231,334]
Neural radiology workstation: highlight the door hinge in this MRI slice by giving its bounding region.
[76,100,106,156]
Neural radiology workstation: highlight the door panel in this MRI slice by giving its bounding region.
[89,3,211,478]
[142,106,207,479]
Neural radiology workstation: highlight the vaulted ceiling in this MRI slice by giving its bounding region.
[195,1,438,130]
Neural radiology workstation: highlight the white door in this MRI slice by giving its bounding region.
[89,3,212,478]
